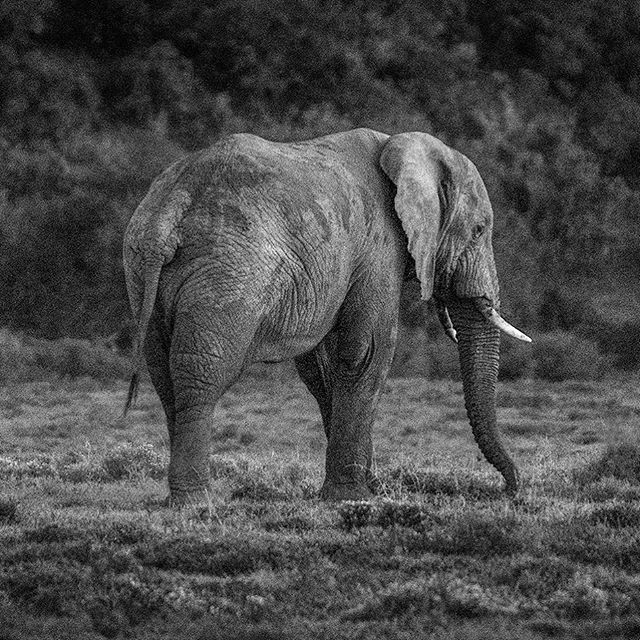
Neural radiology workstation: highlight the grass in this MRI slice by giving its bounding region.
[3,373,640,638]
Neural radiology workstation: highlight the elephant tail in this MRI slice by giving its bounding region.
[124,261,163,416]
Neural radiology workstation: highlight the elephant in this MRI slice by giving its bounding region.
[122,127,531,505]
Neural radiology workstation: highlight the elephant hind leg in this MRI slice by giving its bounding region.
[168,308,255,503]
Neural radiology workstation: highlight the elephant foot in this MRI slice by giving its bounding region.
[320,481,372,502]
[166,486,211,508]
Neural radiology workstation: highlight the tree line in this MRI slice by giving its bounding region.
[2,0,640,367]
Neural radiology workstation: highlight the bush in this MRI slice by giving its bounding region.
[532,331,611,381]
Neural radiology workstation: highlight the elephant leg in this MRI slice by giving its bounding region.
[168,305,253,505]
[320,307,399,502]
[294,346,332,439]
[144,311,176,444]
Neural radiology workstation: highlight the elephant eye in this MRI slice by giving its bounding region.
[472,224,485,240]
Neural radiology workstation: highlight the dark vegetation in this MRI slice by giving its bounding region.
[2,0,640,378]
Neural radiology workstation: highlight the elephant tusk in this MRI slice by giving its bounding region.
[473,299,532,343]
[435,300,458,343]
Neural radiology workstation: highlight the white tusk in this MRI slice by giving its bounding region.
[435,301,458,344]
[485,308,532,343]
[472,299,532,342]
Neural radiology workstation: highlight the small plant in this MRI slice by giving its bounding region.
[376,500,426,529]
[338,501,375,531]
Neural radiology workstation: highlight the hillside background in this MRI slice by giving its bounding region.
[2,0,640,376]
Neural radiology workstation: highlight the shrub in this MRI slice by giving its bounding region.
[338,501,376,531]
[376,501,426,529]
[532,331,610,381]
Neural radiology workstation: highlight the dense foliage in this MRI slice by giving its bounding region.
[2,0,640,368]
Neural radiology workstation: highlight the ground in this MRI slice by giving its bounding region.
[1,371,640,639]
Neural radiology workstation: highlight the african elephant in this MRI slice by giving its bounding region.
[123,128,530,504]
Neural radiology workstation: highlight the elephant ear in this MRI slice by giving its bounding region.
[380,132,454,301]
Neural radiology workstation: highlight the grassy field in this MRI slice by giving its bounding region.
[2,371,640,639]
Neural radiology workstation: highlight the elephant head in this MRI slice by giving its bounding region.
[380,132,530,495]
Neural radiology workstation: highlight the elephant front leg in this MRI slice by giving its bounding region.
[320,379,378,501]
[320,321,398,501]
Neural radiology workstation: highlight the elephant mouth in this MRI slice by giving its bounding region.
[435,297,531,344]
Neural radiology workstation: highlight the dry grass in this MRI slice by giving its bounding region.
[3,372,640,639]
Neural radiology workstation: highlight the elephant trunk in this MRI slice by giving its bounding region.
[448,298,519,495]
